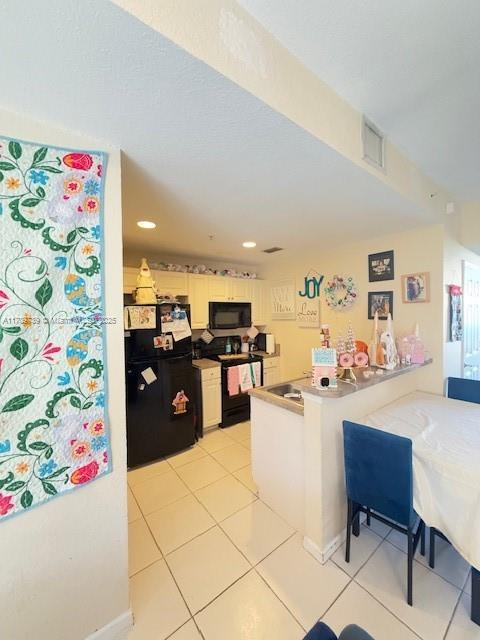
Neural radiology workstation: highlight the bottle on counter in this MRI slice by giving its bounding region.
[225,337,232,354]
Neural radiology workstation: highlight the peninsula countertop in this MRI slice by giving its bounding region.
[297,359,432,399]
[250,360,432,414]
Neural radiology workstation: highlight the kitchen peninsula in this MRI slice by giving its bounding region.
[249,360,433,564]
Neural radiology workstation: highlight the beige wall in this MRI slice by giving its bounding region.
[0,109,129,640]
[262,224,445,394]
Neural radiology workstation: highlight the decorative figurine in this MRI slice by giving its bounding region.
[377,313,398,370]
[134,258,157,304]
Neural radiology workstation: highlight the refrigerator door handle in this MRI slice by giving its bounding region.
[165,354,191,362]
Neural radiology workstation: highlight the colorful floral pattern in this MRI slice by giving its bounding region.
[0,136,109,521]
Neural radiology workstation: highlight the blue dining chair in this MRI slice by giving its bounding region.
[429,377,480,567]
[446,376,480,404]
[304,622,374,640]
[343,421,425,606]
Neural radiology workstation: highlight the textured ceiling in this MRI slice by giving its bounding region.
[1,0,434,264]
[237,0,480,201]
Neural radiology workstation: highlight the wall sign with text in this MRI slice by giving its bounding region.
[271,279,296,319]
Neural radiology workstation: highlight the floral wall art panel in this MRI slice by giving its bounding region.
[0,136,110,522]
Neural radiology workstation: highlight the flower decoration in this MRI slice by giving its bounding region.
[95,393,105,407]
[86,380,98,392]
[54,256,67,269]
[84,179,100,196]
[70,460,99,485]
[29,169,49,185]
[64,177,82,196]
[0,493,14,517]
[5,177,20,190]
[91,435,108,451]
[57,372,71,386]
[89,419,104,436]
[22,312,33,329]
[0,290,9,309]
[83,196,99,214]
[41,342,61,361]
[0,439,11,454]
[39,460,57,478]
[63,153,93,171]
[90,225,101,240]
[324,275,358,311]
[71,441,91,458]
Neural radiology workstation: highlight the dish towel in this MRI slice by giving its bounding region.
[227,366,240,396]
[252,361,262,387]
[239,364,254,392]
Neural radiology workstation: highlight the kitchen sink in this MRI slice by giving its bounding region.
[267,383,304,404]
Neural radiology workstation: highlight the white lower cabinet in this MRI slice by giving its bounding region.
[262,357,280,387]
[201,368,222,428]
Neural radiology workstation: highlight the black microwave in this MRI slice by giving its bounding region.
[209,302,251,329]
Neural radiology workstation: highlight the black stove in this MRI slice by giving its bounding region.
[195,336,263,427]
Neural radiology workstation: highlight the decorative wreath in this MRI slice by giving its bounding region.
[324,275,358,310]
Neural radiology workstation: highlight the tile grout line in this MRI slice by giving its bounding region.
[130,435,348,636]
[382,535,470,592]
[442,587,463,640]
[128,428,252,639]
[352,576,443,640]
[330,524,384,579]
[252,564,309,632]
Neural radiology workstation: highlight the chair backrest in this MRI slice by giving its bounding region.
[447,377,480,404]
[343,421,414,527]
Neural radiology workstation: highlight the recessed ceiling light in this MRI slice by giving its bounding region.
[242,241,256,248]
[137,220,156,229]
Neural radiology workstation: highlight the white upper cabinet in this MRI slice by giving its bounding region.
[188,274,209,328]
[153,271,188,296]
[122,267,267,328]
[208,276,230,301]
[123,267,138,294]
[208,276,250,302]
[123,267,188,296]
[250,280,268,325]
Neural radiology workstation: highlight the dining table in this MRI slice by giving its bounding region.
[362,390,480,625]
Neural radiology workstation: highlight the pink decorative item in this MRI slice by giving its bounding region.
[62,152,93,171]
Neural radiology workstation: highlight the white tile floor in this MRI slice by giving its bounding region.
[128,423,479,640]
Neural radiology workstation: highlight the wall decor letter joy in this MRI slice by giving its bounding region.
[299,271,324,299]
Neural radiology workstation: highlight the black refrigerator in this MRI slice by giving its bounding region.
[125,303,195,468]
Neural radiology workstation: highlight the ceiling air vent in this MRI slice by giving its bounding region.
[362,117,385,171]
[263,247,284,254]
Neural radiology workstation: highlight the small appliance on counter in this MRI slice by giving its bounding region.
[201,335,263,427]
[124,303,196,468]
[256,332,276,355]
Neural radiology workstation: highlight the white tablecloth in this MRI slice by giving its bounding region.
[363,391,480,570]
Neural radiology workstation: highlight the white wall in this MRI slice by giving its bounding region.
[443,215,480,381]
[0,109,129,640]
[262,224,445,394]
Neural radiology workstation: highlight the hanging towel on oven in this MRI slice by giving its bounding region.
[239,363,254,392]
[227,366,240,396]
[252,361,261,387]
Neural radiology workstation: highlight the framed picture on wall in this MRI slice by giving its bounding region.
[368,250,394,282]
[368,291,393,319]
[401,272,430,303]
